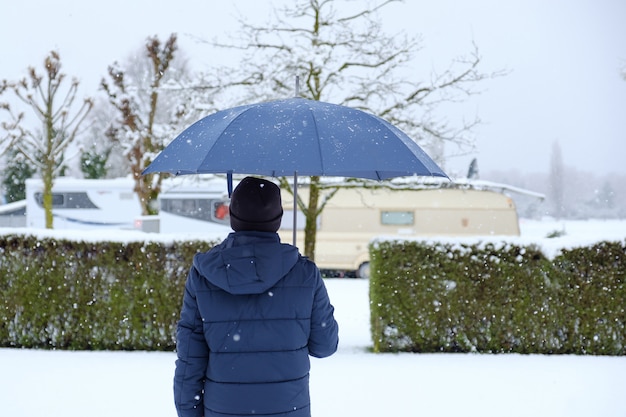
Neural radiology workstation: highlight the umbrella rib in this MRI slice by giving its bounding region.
[308,105,325,175]
[372,118,444,178]
[196,107,256,174]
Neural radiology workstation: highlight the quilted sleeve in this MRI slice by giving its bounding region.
[173,267,209,417]
[308,268,339,358]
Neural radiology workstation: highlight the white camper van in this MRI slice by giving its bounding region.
[156,176,528,277]
[25,177,142,230]
[156,175,304,235]
[0,199,27,227]
[157,175,233,234]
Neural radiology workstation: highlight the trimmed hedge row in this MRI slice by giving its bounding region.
[3,234,625,354]
[369,240,626,355]
[0,235,217,350]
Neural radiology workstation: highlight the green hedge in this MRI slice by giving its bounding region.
[369,239,626,355]
[0,235,217,350]
[3,233,625,354]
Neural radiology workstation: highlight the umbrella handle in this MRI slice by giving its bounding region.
[227,171,233,197]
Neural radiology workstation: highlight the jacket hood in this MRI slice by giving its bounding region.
[192,231,300,295]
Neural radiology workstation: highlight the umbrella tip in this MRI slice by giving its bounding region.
[295,76,300,97]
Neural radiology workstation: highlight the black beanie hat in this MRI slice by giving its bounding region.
[229,177,283,233]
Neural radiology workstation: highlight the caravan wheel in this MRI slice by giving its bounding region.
[356,262,370,279]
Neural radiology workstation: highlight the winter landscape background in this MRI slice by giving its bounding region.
[1,1,625,221]
[1,218,625,417]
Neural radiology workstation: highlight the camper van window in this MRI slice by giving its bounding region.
[212,202,229,223]
[381,211,414,225]
[160,198,230,225]
[34,192,99,209]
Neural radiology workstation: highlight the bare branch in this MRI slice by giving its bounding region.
[336,0,400,22]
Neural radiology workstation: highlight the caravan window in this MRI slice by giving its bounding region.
[381,211,414,225]
[34,192,98,209]
[160,198,230,225]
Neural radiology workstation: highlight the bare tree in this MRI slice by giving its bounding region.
[201,0,503,261]
[101,34,196,215]
[0,51,93,228]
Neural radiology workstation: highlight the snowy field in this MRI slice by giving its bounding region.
[1,218,625,417]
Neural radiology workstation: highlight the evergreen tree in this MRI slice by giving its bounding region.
[80,147,110,179]
[2,152,35,202]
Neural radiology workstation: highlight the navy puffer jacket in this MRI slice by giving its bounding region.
[174,231,339,417]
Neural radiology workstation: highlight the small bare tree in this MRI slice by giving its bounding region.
[0,51,93,228]
[101,34,195,215]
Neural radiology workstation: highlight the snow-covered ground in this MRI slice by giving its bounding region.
[1,218,625,417]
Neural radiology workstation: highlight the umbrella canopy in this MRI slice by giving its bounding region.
[142,97,447,180]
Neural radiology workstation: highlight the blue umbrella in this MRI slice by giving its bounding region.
[142,97,448,243]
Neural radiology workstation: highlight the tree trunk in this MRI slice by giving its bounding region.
[133,171,160,216]
[43,91,55,229]
[42,163,54,229]
[303,176,321,261]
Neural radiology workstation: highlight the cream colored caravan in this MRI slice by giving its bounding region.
[277,185,521,277]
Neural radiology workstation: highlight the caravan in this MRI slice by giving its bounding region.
[0,199,27,227]
[157,175,232,234]
[156,175,305,235]
[24,177,142,230]
[277,183,521,277]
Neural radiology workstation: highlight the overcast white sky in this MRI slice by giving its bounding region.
[2,0,625,177]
